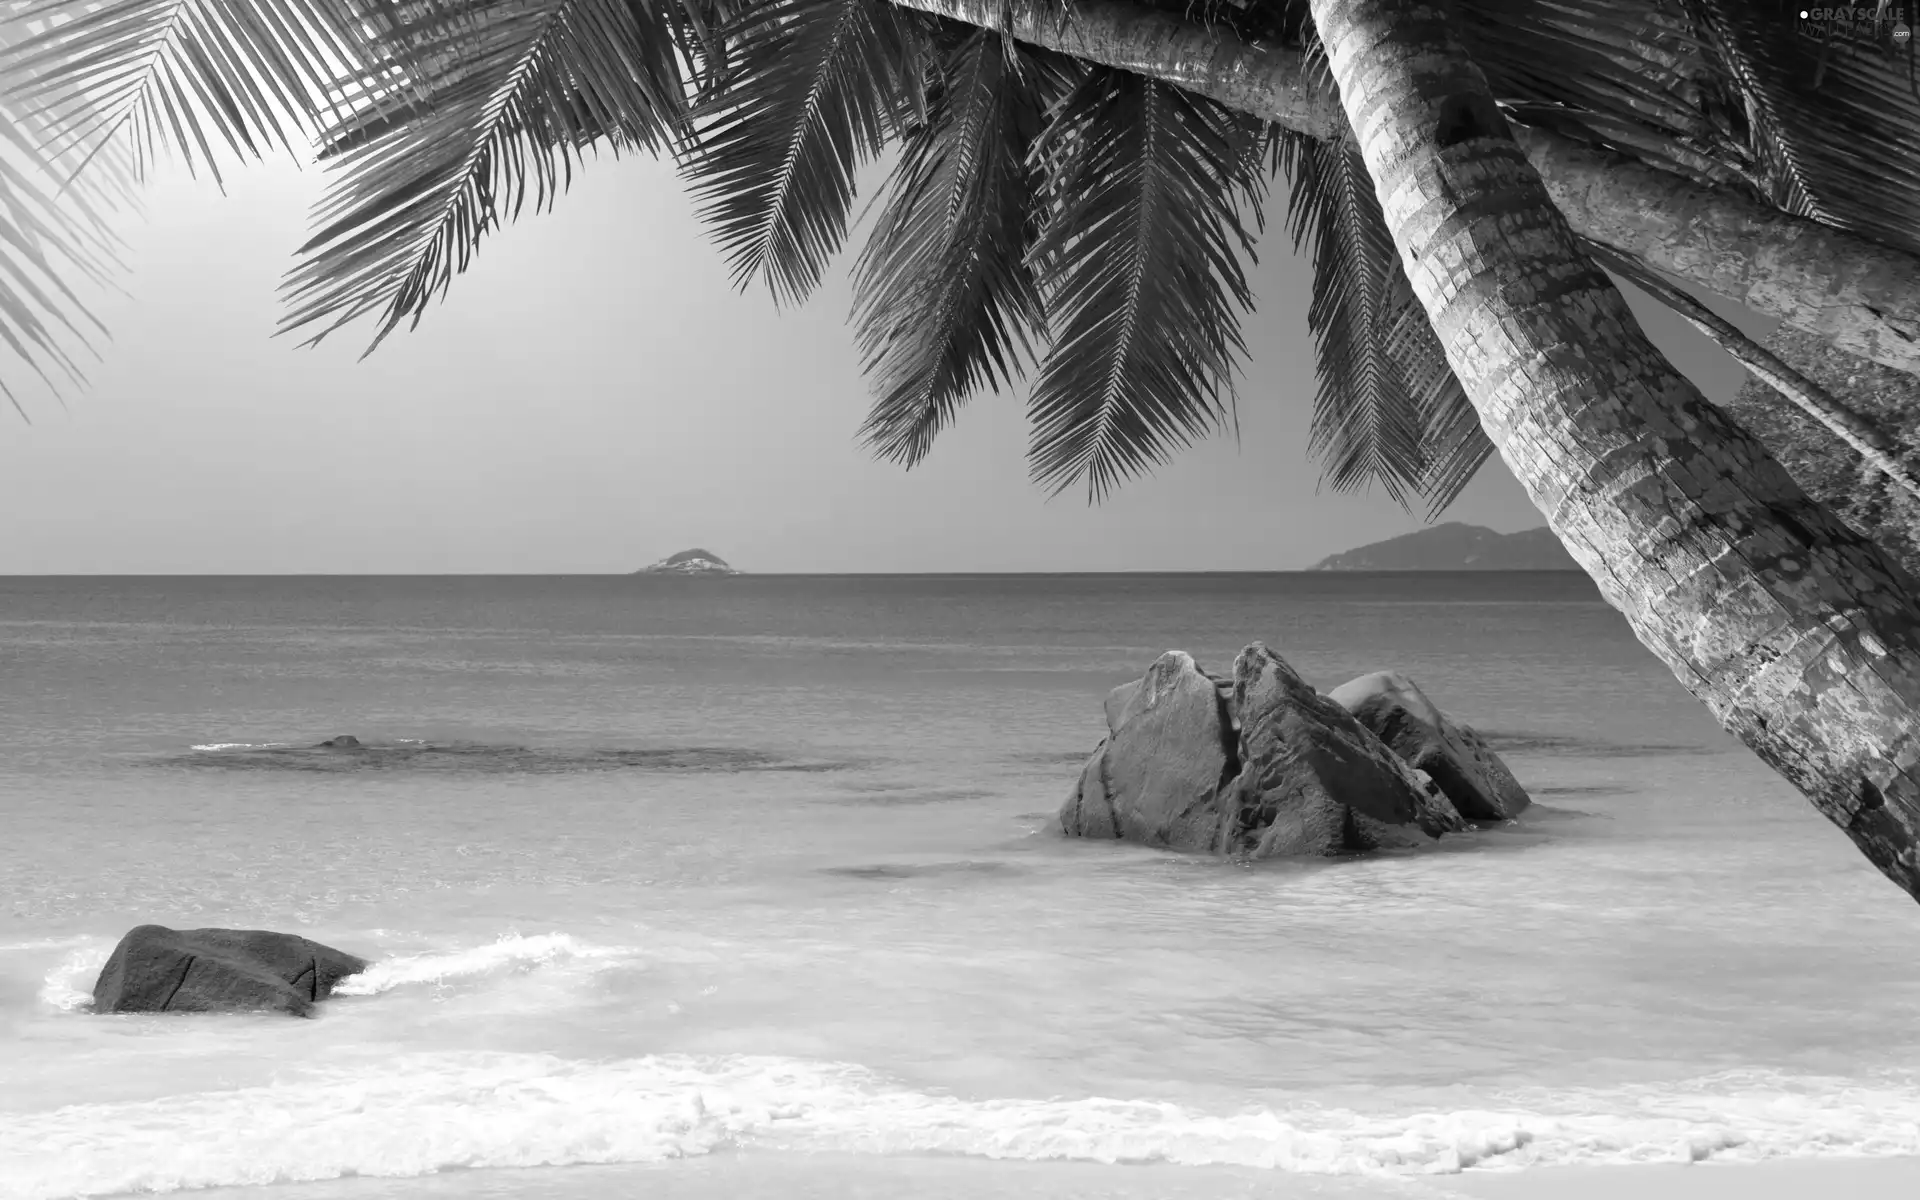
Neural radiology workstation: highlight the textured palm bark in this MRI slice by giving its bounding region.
[1527,132,1920,384]
[1584,242,1920,508]
[889,0,1349,137]
[1719,328,1920,580]
[1308,0,1920,902]
[885,0,1920,379]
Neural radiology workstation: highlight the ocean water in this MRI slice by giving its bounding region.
[3,572,1919,1200]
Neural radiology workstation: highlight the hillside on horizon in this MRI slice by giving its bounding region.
[1310,523,1580,571]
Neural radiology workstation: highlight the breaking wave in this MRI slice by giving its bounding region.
[15,935,1920,1196]
[36,943,111,1013]
[331,933,641,997]
[3,1055,1919,1199]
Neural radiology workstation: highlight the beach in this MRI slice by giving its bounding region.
[3,572,1917,1199]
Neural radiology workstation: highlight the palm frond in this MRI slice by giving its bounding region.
[1023,65,1267,501]
[1689,0,1920,255]
[1459,0,1718,145]
[849,24,1074,466]
[1387,294,1494,520]
[1277,128,1427,508]
[0,0,409,187]
[681,0,925,307]
[279,0,686,351]
[1685,0,1826,216]
[1446,0,1920,252]
[0,78,130,415]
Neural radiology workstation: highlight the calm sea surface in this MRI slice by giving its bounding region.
[3,573,1918,1200]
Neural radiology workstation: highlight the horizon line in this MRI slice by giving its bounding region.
[0,568,1590,578]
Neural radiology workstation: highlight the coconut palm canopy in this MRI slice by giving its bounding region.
[0,0,1916,507]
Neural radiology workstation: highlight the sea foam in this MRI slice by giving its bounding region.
[3,1055,1919,1200]
[331,933,640,996]
[36,943,111,1012]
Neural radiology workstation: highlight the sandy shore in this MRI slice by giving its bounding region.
[1441,1155,1920,1200]
[165,1151,1920,1200]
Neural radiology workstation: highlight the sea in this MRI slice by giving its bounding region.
[3,572,1919,1200]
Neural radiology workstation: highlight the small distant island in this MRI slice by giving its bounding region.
[635,548,740,575]
[1310,522,1580,571]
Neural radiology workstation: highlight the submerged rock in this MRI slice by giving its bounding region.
[1062,643,1471,859]
[1328,671,1530,821]
[92,925,367,1017]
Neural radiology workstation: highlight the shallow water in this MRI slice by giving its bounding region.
[3,573,1918,1200]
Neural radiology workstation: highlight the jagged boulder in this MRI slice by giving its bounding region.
[1222,644,1463,857]
[1328,671,1530,821]
[92,925,367,1017]
[1062,644,1465,858]
[1059,651,1234,851]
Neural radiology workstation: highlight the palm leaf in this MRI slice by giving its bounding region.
[849,24,1074,466]
[1685,0,1826,216]
[1448,0,1920,251]
[0,59,131,415]
[1023,65,1268,500]
[1276,128,1427,508]
[279,0,687,351]
[680,0,925,307]
[1387,291,1494,520]
[0,0,411,187]
[1689,0,1920,254]
[1459,0,1719,144]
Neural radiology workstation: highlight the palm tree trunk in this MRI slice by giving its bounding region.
[1718,326,1920,581]
[884,0,1920,381]
[1304,0,1920,902]
[1580,237,1920,509]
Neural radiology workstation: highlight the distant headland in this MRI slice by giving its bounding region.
[1310,523,1580,571]
[635,549,740,575]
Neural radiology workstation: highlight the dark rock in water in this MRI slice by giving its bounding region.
[1329,671,1531,821]
[316,735,362,749]
[92,925,367,1017]
[1060,652,1234,851]
[1223,644,1462,856]
[1063,644,1466,859]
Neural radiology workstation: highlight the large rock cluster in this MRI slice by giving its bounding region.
[1060,643,1529,857]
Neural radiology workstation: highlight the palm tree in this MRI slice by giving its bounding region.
[1306,0,1920,901]
[8,0,1917,515]
[884,0,1920,554]
[5,0,1920,899]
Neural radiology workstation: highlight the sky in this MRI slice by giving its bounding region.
[0,151,1774,574]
